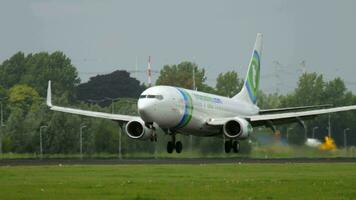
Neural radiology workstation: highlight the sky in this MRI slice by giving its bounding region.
[1,0,356,94]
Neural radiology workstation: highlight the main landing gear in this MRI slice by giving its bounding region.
[167,135,183,154]
[224,140,240,153]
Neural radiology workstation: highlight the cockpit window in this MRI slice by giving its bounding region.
[156,95,163,100]
[143,94,164,100]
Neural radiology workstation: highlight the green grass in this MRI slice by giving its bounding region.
[1,145,356,159]
[0,163,355,200]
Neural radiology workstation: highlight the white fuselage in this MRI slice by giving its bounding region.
[137,86,259,136]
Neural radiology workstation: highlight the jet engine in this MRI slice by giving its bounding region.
[125,120,155,140]
[223,117,253,139]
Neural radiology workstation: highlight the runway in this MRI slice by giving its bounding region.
[0,157,355,166]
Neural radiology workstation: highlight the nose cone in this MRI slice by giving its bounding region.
[138,99,155,122]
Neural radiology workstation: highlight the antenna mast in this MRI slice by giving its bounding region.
[300,60,307,74]
[192,67,196,90]
[134,56,138,78]
[147,56,152,87]
[273,60,282,94]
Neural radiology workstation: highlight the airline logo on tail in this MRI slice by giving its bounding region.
[232,33,262,105]
[245,50,260,104]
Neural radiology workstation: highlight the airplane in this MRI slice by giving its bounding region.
[46,33,356,154]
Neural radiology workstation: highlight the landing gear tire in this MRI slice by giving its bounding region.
[232,141,240,153]
[167,141,174,154]
[150,136,158,142]
[166,134,183,154]
[224,141,232,153]
[175,141,183,153]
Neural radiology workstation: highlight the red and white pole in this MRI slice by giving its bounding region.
[147,56,152,87]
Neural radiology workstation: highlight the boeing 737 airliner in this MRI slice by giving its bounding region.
[46,33,356,153]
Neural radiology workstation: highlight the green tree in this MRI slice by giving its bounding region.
[93,119,119,153]
[320,78,355,145]
[8,84,41,113]
[0,51,80,97]
[276,73,356,146]
[156,61,214,92]
[0,85,8,123]
[76,70,145,106]
[4,107,42,153]
[282,72,325,107]
[215,71,243,97]
[0,85,7,99]
[0,52,26,88]
[4,85,42,153]
[278,73,325,145]
[46,112,82,154]
[257,91,282,109]
[322,78,348,105]
[1,85,41,153]
[5,108,25,152]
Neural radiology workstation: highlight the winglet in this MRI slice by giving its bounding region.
[47,80,52,107]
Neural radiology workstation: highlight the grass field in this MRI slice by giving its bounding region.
[0,163,355,200]
[1,145,356,159]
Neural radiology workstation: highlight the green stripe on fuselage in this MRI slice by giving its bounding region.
[174,88,193,129]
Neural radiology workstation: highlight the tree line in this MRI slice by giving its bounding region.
[0,51,355,156]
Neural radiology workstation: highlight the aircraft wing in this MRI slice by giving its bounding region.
[207,105,356,126]
[47,81,140,123]
[250,105,356,122]
[259,104,332,114]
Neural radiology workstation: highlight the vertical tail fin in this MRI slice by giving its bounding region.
[233,33,263,105]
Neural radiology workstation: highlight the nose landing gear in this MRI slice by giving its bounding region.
[167,135,183,154]
[224,140,240,153]
[146,122,158,142]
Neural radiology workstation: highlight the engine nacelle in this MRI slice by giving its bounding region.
[223,117,253,139]
[125,120,154,140]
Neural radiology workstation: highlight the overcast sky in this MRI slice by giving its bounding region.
[1,0,356,94]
